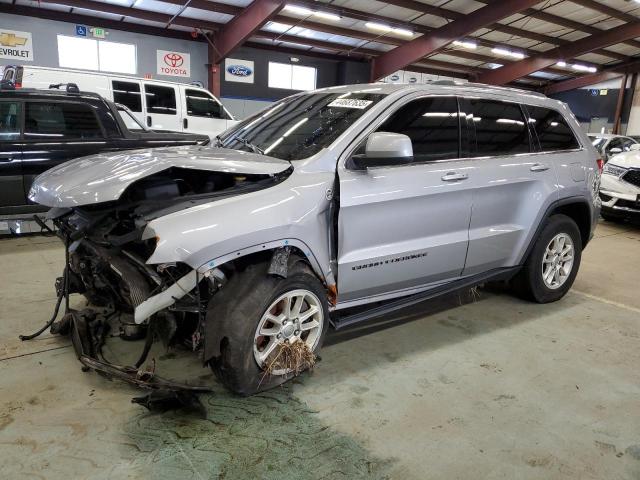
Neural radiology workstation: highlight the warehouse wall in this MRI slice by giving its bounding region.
[0,13,208,84]
[549,77,633,134]
[219,45,369,118]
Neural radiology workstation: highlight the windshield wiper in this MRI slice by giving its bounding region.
[236,137,264,155]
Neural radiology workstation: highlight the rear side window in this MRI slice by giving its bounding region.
[24,102,103,139]
[144,84,176,115]
[526,106,579,151]
[377,96,460,162]
[186,89,230,120]
[471,99,530,156]
[112,81,142,112]
[0,102,21,139]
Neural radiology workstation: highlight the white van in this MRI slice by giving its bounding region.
[2,65,236,139]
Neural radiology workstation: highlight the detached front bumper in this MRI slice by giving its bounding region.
[600,172,640,217]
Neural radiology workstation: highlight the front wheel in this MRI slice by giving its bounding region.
[208,261,329,395]
[513,214,582,303]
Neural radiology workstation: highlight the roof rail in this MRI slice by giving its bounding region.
[464,82,547,98]
[49,82,81,94]
[426,79,546,98]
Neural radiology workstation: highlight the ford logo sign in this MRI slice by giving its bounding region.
[227,65,252,77]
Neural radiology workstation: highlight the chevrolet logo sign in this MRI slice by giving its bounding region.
[0,33,27,48]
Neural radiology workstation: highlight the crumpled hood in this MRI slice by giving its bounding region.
[608,151,640,169]
[29,145,291,208]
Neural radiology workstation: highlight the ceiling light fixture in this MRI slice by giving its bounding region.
[365,22,413,37]
[284,4,313,15]
[313,11,341,21]
[283,4,341,20]
[453,40,477,49]
[491,47,525,59]
[572,63,597,73]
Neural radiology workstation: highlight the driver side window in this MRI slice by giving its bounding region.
[376,96,460,163]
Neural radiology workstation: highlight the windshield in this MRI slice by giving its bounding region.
[589,135,606,153]
[116,104,148,131]
[219,92,386,160]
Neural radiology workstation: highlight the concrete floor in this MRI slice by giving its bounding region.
[1,221,639,479]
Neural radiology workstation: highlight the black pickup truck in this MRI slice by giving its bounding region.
[0,84,210,215]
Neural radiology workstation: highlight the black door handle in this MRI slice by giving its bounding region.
[183,118,188,129]
[146,116,152,127]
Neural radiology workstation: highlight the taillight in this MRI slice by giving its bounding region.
[14,82,21,89]
[596,158,604,174]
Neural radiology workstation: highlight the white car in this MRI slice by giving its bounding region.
[588,133,638,163]
[600,147,640,221]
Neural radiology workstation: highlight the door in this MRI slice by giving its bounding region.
[0,100,24,208]
[143,83,181,132]
[182,87,234,138]
[111,79,145,127]
[337,96,473,305]
[462,99,558,276]
[21,100,109,200]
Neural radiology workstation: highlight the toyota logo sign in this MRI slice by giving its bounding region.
[157,50,190,77]
[164,53,184,68]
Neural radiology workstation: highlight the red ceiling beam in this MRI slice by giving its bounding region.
[575,0,638,24]
[370,0,545,81]
[212,0,285,62]
[474,0,640,53]
[479,21,640,85]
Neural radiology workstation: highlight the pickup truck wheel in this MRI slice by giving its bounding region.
[208,261,329,396]
[513,214,582,303]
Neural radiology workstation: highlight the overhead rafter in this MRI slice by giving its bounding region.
[474,0,640,53]
[479,21,640,85]
[32,0,614,78]
[381,0,629,62]
[545,59,640,94]
[212,0,285,62]
[370,0,545,81]
[573,0,638,24]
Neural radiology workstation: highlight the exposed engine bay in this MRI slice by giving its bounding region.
[22,165,292,392]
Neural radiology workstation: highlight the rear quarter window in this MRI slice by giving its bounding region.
[24,102,103,139]
[526,105,580,151]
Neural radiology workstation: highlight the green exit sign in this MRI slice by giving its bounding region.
[91,27,106,39]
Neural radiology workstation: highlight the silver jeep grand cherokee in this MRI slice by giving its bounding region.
[29,81,601,395]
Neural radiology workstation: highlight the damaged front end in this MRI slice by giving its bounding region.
[25,159,292,391]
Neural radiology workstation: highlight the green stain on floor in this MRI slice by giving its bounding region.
[118,382,394,480]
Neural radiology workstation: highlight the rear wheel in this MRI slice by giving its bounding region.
[208,261,328,395]
[513,214,582,303]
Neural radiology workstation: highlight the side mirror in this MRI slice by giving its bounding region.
[630,144,640,151]
[351,132,413,169]
[609,147,623,154]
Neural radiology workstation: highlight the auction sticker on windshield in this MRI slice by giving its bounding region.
[328,99,374,109]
